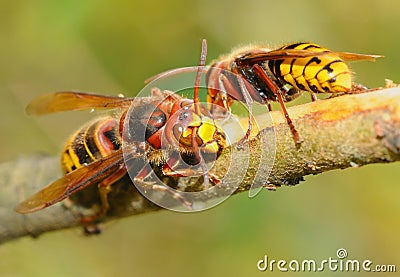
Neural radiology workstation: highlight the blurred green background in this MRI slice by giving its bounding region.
[1,0,399,276]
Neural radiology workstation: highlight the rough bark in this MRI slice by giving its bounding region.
[1,88,400,244]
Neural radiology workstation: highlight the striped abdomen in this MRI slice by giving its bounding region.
[268,43,352,93]
[61,117,121,174]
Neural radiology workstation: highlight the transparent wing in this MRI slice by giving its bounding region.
[237,48,382,64]
[26,91,135,115]
[335,52,382,61]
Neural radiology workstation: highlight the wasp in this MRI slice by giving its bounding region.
[205,42,382,144]
[15,40,227,230]
[148,42,382,145]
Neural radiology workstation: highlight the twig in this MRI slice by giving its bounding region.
[1,88,399,244]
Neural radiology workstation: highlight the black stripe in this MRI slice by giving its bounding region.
[316,59,342,77]
[303,56,321,75]
[301,57,323,93]
[316,60,344,91]
[302,43,321,50]
[73,128,94,165]
[269,59,283,79]
[86,123,102,160]
[289,58,296,74]
[293,77,306,91]
[104,127,121,150]
[281,43,304,50]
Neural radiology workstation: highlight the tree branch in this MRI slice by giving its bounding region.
[1,87,400,244]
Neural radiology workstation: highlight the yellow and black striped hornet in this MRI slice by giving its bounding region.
[205,42,382,144]
[15,41,227,230]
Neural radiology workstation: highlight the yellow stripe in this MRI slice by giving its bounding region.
[68,143,83,168]
[277,43,353,94]
[202,141,219,153]
[83,124,97,161]
[60,127,87,174]
[61,148,75,174]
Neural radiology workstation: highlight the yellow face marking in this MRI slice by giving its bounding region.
[202,141,219,153]
[181,128,193,139]
[198,121,216,143]
[189,113,202,127]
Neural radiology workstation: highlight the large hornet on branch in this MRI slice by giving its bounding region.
[15,40,228,232]
[148,41,382,145]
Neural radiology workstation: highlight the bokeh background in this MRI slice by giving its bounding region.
[1,0,399,276]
